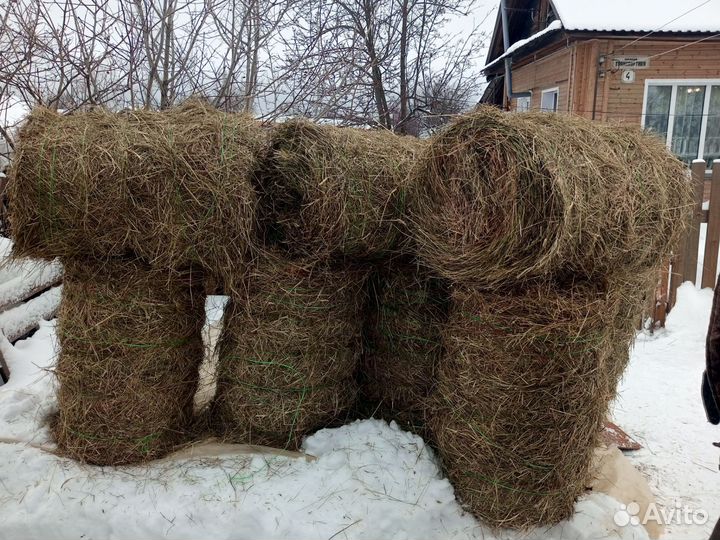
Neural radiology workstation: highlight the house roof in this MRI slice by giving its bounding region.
[552,0,720,33]
[483,20,562,71]
[483,0,720,72]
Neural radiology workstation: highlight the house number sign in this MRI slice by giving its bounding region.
[621,70,636,83]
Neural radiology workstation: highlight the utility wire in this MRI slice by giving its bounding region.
[614,0,714,53]
[647,32,720,59]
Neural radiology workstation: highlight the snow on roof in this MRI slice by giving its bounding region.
[482,0,720,72]
[482,20,562,71]
[551,0,720,33]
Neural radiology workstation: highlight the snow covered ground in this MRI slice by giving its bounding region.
[613,283,719,540]
[0,282,716,539]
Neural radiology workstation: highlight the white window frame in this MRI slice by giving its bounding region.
[516,94,532,112]
[540,87,559,112]
[641,78,720,163]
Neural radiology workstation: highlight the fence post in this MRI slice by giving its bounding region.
[667,160,705,311]
[702,160,720,289]
[682,160,706,281]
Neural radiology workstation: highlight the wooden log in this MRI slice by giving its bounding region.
[0,285,62,343]
[0,261,63,313]
[702,160,720,289]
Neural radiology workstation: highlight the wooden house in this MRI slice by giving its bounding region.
[481,0,720,166]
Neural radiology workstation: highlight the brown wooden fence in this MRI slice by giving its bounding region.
[648,160,720,328]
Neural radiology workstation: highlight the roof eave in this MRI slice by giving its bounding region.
[481,28,566,75]
[564,29,720,38]
[481,28,720,77]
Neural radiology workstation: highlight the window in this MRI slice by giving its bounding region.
[516,95,531,112]
[642,80,720,166]
[540,88,559,112]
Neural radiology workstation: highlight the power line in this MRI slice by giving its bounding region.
[614,0,714,53]
[647,32,720,59]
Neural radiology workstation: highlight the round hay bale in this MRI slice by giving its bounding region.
[429,276,651,529]
[212,252,369,449]
[358,262,448,433]
[410,106,693,287]
[8,101,265,290]
[54,259,206,465]
[256,119,425,260]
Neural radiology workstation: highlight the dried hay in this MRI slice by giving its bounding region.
[429,274,653,529]
[410,106,693,287]
[212,252,369,449]
[54,258,205,465]
[358,261,448,432]
[256,119,425,260]
[8,101,265,291]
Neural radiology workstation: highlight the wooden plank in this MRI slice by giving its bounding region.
[601,420,642,451]
[702,160,720,289]
[681,160,706,284]
[669,252,683,309]
[638,269,661,330]
[653,262,670,328]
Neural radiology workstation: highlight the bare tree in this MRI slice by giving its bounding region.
[281,0,487,131]
[128,0,212,109]
[0,0,488,155]
[206,0,297,113]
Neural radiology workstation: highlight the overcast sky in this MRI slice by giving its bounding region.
[453,0,499,66]
[446,0,498,103]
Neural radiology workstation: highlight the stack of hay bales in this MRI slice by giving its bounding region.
[6,98,692,529]
[8,102,266,464]
[358,261,447,434]
[410,106,693,528]
[211,121,424,448]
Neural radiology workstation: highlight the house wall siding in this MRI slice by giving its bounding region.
[509,45,574,111]
[594,38,720,125]
[505,37,720,126]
